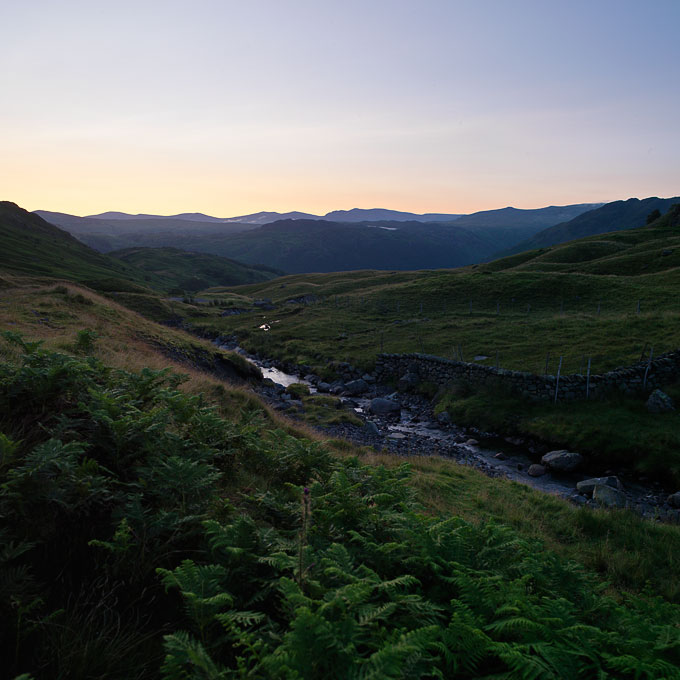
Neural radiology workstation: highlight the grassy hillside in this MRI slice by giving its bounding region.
[1,273,680,678]
[180,205,680,482]
[0,201,168,290]
[499,196,680,257]
[109,246,283,291]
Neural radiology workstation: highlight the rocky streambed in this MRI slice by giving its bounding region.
[215,338,680,522]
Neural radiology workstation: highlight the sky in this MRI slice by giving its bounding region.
[2,0,679,217]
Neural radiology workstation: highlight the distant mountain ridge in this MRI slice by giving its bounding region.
[497,197,680,258]
[36,202,604,274]
[80,208,466,224]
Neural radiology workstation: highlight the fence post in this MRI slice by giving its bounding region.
[496,301,500,315]
[544,353,550,376]
[586,357,591,399]
[637,299,641,315]
[643,346,654,390]
[469,300,472,315]
[597,300,601,316]
[554,356,563,404]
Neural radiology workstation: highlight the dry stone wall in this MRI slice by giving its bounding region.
[375,351,680,402]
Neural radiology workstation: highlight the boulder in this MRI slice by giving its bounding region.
[646,389,675,414]
[465,438,479,447]
[592,484,627,508]
[667,491,680,508]
[528,464,547,477]
[541,450,584,472]
[388,432,406,440]
[436,411,451,425]
[576,476,622,497]
[494,452,506,460]
[369,398,401,415]
[330,382,346,395]
[364,421,381,436]
[317,382,331,393]
[344,379,369,396]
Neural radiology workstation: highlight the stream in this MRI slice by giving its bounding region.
[216,339,678,521]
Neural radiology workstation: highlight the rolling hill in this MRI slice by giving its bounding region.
[0,201,165,289]
[109,246,283,291]
[498,196,680,257]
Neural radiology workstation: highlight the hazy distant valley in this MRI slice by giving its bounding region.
[38,202,604,273]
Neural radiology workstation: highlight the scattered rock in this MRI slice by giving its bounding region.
[465,438,479,446]
[344,379,369,396]
[541,450,584,472]
[369,398,401,415]
[330,382,346,395]
[592,485,627,508]
[364,421,381,436]
[388,432,406,440]
[646,389,675,414]
[317,382,331,392]
[436,411,451,425]
[528,464,547,477]
[662,249,673,256]
[576,476,623,497]
[362,374,375,383]
[667,491,680,508]
[494,452,506,460]
[504,436,524,447]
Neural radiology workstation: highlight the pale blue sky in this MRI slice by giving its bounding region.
[2,0,678,215]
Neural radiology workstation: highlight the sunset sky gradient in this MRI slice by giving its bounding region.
[2,0,679,216]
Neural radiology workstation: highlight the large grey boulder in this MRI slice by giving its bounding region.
[344,379,369,396]
[369,397,401,415]
[541,450,584,472]
[646,389,675,414]
[576,476,622,497]
[667,491,680,508]
[592,485,627,508]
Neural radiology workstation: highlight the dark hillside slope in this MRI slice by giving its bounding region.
[452,203,601,230]
[176,218,507,273]
[499,197,680,257]
[110,246,283,291]
[0,201,164,288]
[142,217,566,273]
